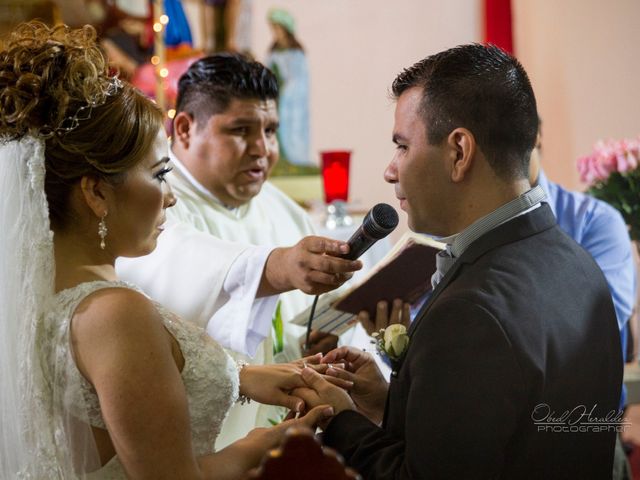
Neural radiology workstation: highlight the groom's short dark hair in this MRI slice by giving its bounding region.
[392,44,538,181]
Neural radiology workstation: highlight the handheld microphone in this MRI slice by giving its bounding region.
[304,203,399,352]
[340,203,399,260]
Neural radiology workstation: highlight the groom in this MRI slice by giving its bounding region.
[296,44,623,478]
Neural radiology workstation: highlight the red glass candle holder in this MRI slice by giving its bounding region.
[321,150,351,204]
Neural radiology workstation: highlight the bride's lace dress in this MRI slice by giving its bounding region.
[41,280,238,479]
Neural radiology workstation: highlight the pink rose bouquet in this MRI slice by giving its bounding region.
[577,136,640,240]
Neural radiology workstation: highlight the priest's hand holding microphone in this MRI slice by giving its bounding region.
[300,203,401,353]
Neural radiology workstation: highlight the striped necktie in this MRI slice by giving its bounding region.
[430,247,456,290]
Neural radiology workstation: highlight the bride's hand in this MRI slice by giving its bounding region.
[245,404,335,451]
[239,362,308,412]
[239,353,353,412]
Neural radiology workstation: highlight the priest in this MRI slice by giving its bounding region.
[117,53,361,447]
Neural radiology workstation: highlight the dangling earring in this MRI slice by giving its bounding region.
[98,212,108,250]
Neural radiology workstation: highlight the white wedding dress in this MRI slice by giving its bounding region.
[41,280,239,479]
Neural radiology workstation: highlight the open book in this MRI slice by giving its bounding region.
[291,232,445,336]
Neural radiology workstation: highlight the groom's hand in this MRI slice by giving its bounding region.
[321,346,389,425]
[293,367,356,429]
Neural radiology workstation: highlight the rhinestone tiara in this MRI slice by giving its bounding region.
[39,76,123,139]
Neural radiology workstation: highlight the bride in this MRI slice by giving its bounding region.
[0,22,335,479]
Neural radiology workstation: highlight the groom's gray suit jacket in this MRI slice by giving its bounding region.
[324,204,622,479]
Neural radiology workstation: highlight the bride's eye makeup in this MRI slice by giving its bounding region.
[152,157,172,183]
[154,166,173,183]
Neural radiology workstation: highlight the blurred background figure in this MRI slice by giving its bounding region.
[0,0,151,79]
[203,0,239,52]
[163,0,194,51]
[266,8,314,176]
[197,0,252,54]
[96,0,153,80]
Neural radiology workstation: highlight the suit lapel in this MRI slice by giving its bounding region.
[407,258,463,336]
[407,204,557,337]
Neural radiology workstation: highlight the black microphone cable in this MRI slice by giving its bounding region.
[304,295,320,353]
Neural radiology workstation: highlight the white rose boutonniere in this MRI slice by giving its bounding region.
[372,324,409,364]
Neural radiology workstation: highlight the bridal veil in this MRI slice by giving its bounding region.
[0,135,100,477]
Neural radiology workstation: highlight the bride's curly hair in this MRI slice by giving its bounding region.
[0,21,163,230]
